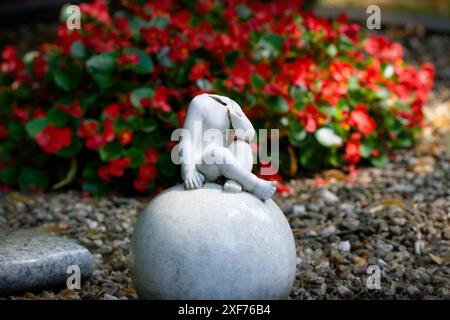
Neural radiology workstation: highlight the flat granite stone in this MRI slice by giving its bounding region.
[0,228,93,295]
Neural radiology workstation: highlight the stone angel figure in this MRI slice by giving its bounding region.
[179,93,276,200]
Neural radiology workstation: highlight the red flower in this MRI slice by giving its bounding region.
[344,135,361,164]
[36,125,72,154]
[12,106,29,122]
[98,157,131,181]
[145,147,159,164]
[114,17,132,37]
[117,53,140,66]
[364,35,403,62]
[77,120,99,138]
[59,101,83,118]
[0,124,9,139]
[1,45,16,60]
[349,104,376,136]
[224,58,253,91]
[33,108,47,118]
[33,56,47,79]
[168,36,190,62]
[133,177,150,191]
[141,27,170,54]
[149,86,171,112]
[103,103,121,118]
[102,119,115,143]
[171,10,191,30]
[118,130,133,145]
[321,80,347,106]
[177,108,187,127]
[189,61,210,81]
[139,164,157,181]
[78,119,115,150]
[98,166,112,181]
[1,45,24,76]
[297,105,326,133]
[80,0,111,24]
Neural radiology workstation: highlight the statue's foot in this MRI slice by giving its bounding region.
[253,179,277,200]
[223,180,243,193]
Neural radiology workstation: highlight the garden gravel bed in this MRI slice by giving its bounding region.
[0,142,449,300]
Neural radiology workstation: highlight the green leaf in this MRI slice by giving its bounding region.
[236,4,252,20]
[99,142,122,161]
[268,96,289,113]
[123,48,154,74]
[0,166,19,185]
[57,138,82,157]
[261,34,284,52]
[157,153,176,177]
[326,44,337,57]
[47,108,70,127]
[53,64,82,92]
[132,132,160,150]
[127,115,157,132]
[315,127,342,147]
[348,76,360,91]
[359,143,372,158]
[159,112,179,127]
[7,122,26,140]
[149,15,169,29]
[253,34,284,60]
[0,91,15,111]
[371,153,388,167]
[82,181,107,196]
[70,40,86,59]
[25,118,48,138]
[376,87,389,99]
[224,51,241,68]
[82,164,98,180]
[86,52,116,73]
[86,52,117,87]
[125,149,146,169]
[18,167,49,190]
[156,47,174,68]
[299,147,315,167]
[130,87,154,108]
[251,74,265,90]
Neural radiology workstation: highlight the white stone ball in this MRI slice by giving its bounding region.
[130,183,297,300]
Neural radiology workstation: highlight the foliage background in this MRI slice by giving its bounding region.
[0,0,434,195]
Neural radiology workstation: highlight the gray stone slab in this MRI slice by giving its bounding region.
[0,228,93,295]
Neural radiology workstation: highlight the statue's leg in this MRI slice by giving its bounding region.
[198,144,276,200]
[223,140,253,193]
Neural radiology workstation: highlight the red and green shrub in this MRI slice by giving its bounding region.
[0,0,434,195]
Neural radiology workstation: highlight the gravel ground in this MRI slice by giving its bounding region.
[0,142,449,300]
[0,25,449,300]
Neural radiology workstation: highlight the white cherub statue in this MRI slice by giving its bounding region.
[179,93,277,200]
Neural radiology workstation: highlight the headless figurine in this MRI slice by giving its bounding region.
[180,93,277,200]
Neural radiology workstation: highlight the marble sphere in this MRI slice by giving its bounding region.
[130,183,297,300]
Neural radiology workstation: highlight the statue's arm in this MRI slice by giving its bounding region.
[228,101,256,142]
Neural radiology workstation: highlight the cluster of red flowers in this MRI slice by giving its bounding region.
[0,0,434,194]
[134,147,159,191]
[36,125,72,154]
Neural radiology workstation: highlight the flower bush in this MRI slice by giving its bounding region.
[0,0,434,195]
